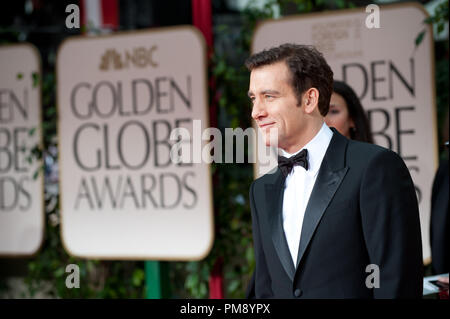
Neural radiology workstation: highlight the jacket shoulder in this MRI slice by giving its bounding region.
[346,139,404,164]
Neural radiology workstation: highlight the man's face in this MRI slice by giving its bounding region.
[248,61,306,151]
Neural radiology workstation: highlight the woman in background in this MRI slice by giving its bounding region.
[325,80,374,143]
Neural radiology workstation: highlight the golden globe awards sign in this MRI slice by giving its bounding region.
[57,26,213,260]
[0,44,44,256]
[252,3,436,261]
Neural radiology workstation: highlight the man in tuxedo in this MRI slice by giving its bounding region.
[245,43,423,298]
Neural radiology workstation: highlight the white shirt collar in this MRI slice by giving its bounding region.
[280,122,333,176]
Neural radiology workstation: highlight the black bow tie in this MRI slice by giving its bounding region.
[278,149,309,177]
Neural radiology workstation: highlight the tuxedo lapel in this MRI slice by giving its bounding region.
[295,129,349,270]
[265,169,296,281]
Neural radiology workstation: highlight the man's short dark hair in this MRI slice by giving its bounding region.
[245,43,333,116]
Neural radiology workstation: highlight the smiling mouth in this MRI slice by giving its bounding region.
[259,122,275,129]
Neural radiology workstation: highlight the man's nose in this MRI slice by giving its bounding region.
[251,99,267,120]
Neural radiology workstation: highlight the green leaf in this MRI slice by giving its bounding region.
[335,0,346,9]
[199,282,207,297]
[32,72,39,88]
[216,25,229,33]
[28,127,36,137]
[245,246,254,263]
[228,279,240,293]
[132,268,145,287]
[230,117,240,129]
[29,262,36,272]
[17,73,23,80]
[415,29,426,48]
[424,16,434,24]
[46,107,57,117]
[231,218,239,230]
[214,59,227,76]
[54,267,65,277]
[33,167,41,180]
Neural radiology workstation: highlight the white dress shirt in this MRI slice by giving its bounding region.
[281,122,333,266]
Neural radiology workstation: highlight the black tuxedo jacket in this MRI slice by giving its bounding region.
[247,129,423,298]
[430,158,449,274]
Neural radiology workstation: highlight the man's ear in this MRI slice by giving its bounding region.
[302,88,319,114]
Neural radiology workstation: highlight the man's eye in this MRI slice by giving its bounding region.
[265,95,274,100]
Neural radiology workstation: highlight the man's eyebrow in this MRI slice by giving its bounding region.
[247,90,280,97]
[261,90,280,95]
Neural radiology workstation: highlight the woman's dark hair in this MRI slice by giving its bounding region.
[333,81,374,143]
[245,43,333,117]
